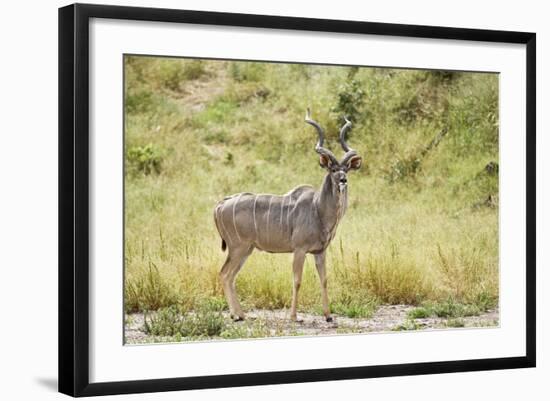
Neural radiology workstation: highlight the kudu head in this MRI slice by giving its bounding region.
[305,108,362,193]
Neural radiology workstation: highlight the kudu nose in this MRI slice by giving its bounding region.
[340,177,347,184]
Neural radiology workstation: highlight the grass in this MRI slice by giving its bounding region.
[446,318,466,328]
[123,56,499,340]
[407,298,489,320]
[144,304,226,339]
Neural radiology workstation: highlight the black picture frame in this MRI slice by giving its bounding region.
[59,3,536,397]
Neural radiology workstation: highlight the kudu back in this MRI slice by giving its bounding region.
[214,109,362,322]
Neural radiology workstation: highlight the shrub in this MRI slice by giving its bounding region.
[407,299,482,320]
[126,143,164,175]
[144,305,226,338]
[125,90,155,115]
[330,299,377,318]
[332,78,365,124]
[157,60,207,90]
[230,62,265,82]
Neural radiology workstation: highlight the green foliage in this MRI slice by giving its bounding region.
[385,127,449,183]
[330,300,377,319]
[157,61,187,91]
[428,70,459,84]
[126,143,164,175]
[230,62,266,82]
[407,298,488,320]
[386,154,422,183]
[332,78,365,123]
[144,305,226,338]
[407,307,432,319]
[429,300,482,318]
[465,161,499,209]
[181,60,208,80]
[125,90,156,115]
[219,319,271,339]
[392,320,423,331]
[392,72,451,124]
[194,99,239,127]
[446,318,466,328]
[157,59,207,90]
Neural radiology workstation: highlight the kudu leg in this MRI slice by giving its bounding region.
[290,250,306,322]
[314,252,332,322]
[220,245,253,321]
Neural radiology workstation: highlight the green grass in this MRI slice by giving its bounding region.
[446,318,466,328]
[123,56,499,334]
[392,320,424,331]
[330,298,378,319]
[407,298,489,320]
[144,303,226,339]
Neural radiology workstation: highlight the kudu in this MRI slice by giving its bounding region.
[214,109,362,322]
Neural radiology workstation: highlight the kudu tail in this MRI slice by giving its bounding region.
[214,202,228,252]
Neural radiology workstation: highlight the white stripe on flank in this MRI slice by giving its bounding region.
[286,195,292,232]
[232,193,243,242]
[252,195,259,238]
[266,195,273,245]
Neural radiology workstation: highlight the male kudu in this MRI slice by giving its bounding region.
[214,109,362,322]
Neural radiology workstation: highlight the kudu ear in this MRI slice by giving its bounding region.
[346,155,362,171]
[319,154,333,169]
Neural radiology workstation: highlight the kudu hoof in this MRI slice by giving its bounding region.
[326,316,333,323]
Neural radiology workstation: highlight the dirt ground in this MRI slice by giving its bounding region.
[124,305,499,344]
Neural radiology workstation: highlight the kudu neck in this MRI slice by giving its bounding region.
[315,173,347,233]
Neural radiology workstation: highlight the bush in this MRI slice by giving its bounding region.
[144,305,226,338]
[332,78,365,124]
[157,59,207,90]
[230,62,265,82]
[125,90,155,115]
[126,143,164,175]
[386,154,422,183]
[407,299,483,320]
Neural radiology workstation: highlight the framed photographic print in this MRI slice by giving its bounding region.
[58,3,536,397]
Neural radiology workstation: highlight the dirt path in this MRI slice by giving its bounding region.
[125,305,499,344]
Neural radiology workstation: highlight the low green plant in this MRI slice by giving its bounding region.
[446,318,466,328]
[157,59,207,90]
[229,62,266,82]
[407,299,482,320]
[126,143,164,175]
[220,319,271,339]
[386,154,422,183]
[430,300,481,318]
[407,307,432,319]
[181,60,207,81]
[392,319,423,331]
[330,300,377,319]
[125,90,156,115]
[144,305,226,338]
[332,76,365,123]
